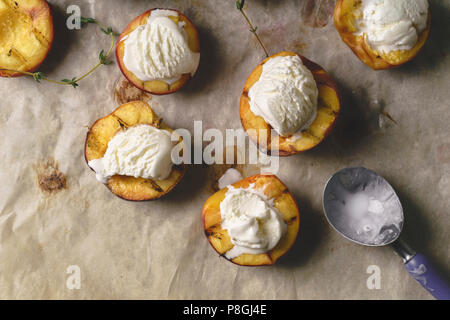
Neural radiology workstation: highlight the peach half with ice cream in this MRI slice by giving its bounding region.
[84,101,186,201]
[334,0,431,70]
[202,174,300,266]
[116,8,201,95]
[240,51,340,156]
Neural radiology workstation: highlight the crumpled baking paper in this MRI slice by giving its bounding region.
[0,0,448,299]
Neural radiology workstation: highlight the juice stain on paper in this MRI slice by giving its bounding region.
[35,158,67,195]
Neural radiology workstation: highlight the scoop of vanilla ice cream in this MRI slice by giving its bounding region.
[356,0,429,54]
[88,124,175,183]
[220,186,287,258]
[123,9,200,83]
[248,55,318,137]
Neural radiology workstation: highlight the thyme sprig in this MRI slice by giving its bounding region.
[236,0,269,57]
[0,17,117,88]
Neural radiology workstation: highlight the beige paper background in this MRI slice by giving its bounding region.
[0,0,449,299]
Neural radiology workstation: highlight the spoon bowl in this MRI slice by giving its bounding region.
[323,167,403,246]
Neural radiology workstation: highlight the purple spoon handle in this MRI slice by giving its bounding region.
[405,253,450,300]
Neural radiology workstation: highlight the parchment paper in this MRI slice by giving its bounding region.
[0,0,449,299]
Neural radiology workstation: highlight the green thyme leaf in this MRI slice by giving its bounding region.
[100,27,118,36]
[33,72,45,83]
[81,17,97,25]
[99,50,112,65]
[236,0,245,10]
[61,77,79,88]
[99,50,106,62]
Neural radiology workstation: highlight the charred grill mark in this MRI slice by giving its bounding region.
[9,47,28,64]
[144,179,163,193]
[205,229,222,240]
[112,115,129,128]
[205,230,213,237]
[4,0,18,9]
[288,216,297,224]
[152,117,163,129]
[31,27,50,48]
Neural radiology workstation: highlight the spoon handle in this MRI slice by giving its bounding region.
[404,253,450,300]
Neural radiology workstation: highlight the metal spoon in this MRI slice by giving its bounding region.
[323,167,450,300]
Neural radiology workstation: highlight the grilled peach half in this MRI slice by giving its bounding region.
[116,8,200,95]
[202,174,300,266]
[0,0,54,77]
[84,101,186,201]
[240,51,340,156]
[334,0,431,70]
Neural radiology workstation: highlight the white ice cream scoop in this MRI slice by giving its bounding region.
[323,167,450,300]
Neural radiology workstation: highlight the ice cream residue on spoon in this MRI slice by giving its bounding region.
[324,170,403,246]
